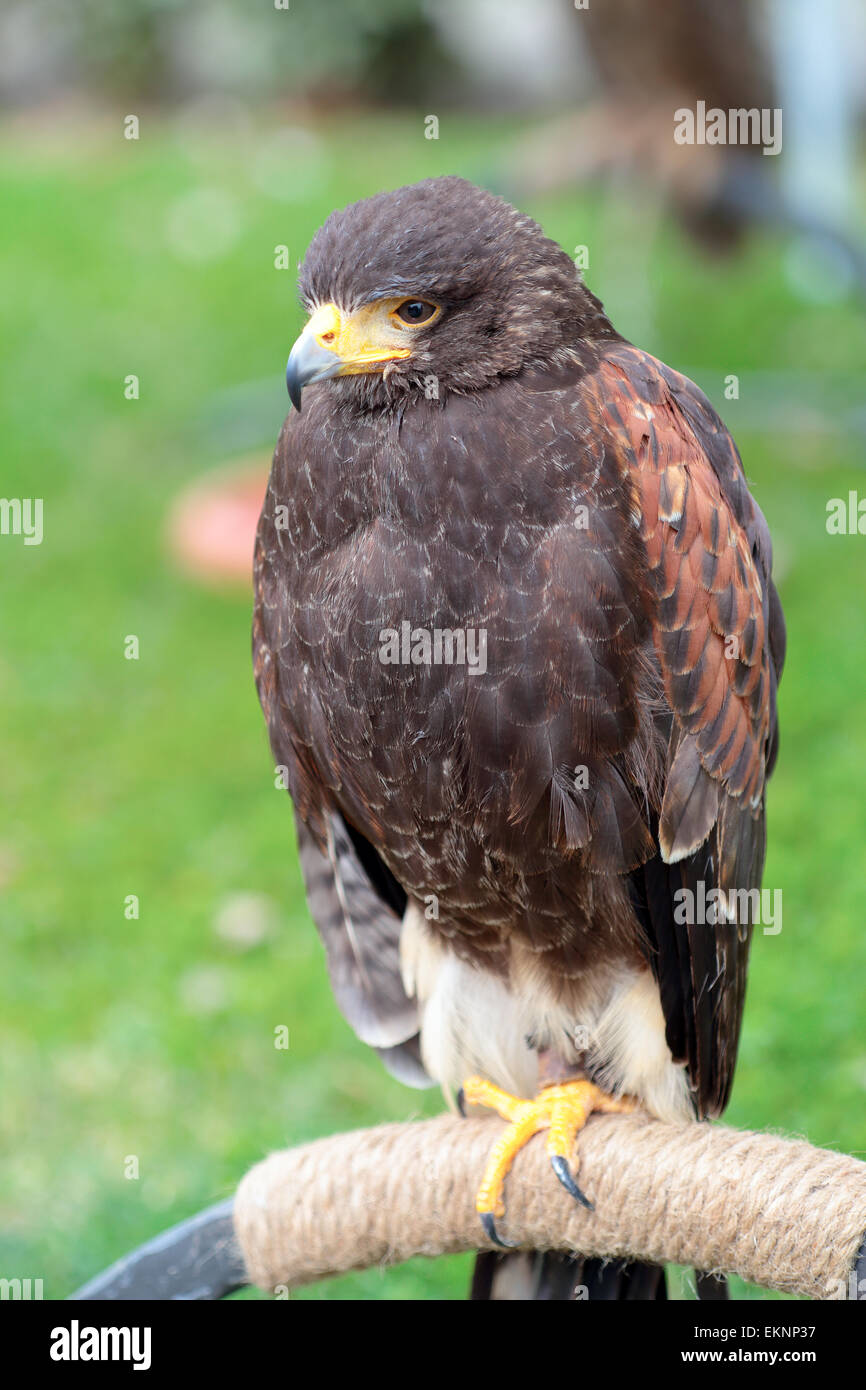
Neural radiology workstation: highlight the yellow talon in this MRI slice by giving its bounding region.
[462,1075,635,1247]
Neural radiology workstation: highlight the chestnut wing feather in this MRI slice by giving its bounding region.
[592,345,784,1115]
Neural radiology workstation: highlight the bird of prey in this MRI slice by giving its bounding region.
[253,176,785,1299]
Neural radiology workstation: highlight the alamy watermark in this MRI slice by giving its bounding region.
[0,497,42,545]
[379,622,487,676]
[674,102,782,157]
[50,1321,151,1371]
[826,491,866,535]
[1,1277,43,1299]
[674,882,782,935]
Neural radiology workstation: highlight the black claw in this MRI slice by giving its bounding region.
[480,1212,517,1249]
[550,1155,594,1210]
[456,1087,466,1117]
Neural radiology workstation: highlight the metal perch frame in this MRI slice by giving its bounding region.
[72,1112,866,1301]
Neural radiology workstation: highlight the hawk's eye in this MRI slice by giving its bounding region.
[395,299,437,325]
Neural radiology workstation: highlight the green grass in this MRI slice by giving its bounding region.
[1,108,865,1300]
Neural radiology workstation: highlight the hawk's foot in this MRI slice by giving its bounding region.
[461,1075,635,1249]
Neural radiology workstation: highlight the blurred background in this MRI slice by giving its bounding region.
[2,0,866,1301]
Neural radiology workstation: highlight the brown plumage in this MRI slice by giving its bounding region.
[253,177,784,1296]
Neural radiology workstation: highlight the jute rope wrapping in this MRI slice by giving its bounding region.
[234,1112,866,1299]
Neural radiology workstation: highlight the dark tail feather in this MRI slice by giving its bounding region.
[695,1270,729,1300]
[471,1253,729,1300]
[470,1252,667,1300]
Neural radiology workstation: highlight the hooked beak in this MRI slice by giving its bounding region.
[285,302,411,411]
[285,324,340,412]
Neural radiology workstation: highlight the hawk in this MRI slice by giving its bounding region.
[253,177,785,1299]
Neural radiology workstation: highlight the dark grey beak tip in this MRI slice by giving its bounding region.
[286,364,303,412]
[285,335,339,412]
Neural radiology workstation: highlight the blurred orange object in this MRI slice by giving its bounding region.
[166,459,269,588]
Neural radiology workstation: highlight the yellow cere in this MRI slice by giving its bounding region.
[305,299,430,374]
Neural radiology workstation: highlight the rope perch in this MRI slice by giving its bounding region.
[69,1112,866,1301]
[234,1112,866,1299]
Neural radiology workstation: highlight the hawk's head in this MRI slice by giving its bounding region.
[285,176,614,411]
